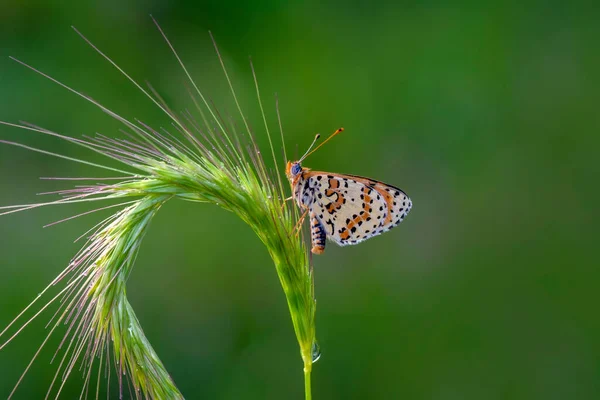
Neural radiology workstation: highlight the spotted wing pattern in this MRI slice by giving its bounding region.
[301,172,412,247]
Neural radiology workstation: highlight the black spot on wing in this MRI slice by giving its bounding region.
[325,219,335,235]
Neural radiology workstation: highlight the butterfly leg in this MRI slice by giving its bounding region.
[309,211,327,255]
[291,207,309,236]
[280,196,294,211]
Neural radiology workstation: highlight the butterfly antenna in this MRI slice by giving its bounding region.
[298,133,321,162]
[300,127,344,162]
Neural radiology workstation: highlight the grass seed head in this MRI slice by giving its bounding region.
[0,18,317,399]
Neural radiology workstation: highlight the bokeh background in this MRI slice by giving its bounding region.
[0,1,598,399]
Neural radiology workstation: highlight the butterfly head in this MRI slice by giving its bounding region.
[286,161,303,182]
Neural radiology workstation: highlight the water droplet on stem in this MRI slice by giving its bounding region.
[311,341,321,363]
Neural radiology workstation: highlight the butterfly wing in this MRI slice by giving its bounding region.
[303,172,412,246]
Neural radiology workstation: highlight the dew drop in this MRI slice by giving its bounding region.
[311,341,321,363]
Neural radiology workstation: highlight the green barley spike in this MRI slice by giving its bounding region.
[0,18,317,400]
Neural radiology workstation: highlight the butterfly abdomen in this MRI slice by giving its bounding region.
[310,211,326,254]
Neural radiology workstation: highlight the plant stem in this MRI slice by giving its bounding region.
[304,360,312,400]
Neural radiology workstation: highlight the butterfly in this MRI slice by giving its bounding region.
[285,128,412,255]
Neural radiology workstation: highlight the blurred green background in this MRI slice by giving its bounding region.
[0,1,598,399]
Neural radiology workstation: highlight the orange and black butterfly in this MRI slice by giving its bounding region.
[286,128,412,255]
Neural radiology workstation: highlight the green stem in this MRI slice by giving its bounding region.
[304,360,312,400]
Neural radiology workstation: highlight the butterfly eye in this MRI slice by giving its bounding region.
[291,163,302,176]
